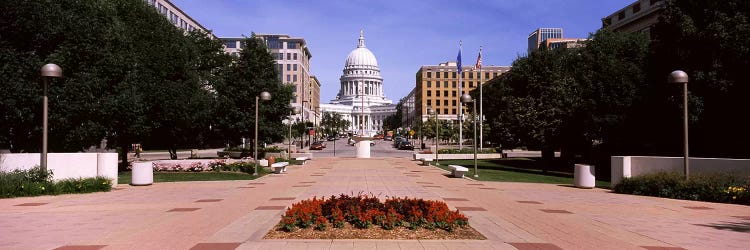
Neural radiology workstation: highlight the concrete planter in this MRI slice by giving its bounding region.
[131,161,154,186]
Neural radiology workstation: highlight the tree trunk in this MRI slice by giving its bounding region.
[541,145,555,173]
[118,142,129,172]
[169,146,177,160]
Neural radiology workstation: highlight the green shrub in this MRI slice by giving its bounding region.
[614,172,749,205]
[1,167,111,198]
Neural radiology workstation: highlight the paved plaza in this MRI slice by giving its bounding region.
[0,157,748,250]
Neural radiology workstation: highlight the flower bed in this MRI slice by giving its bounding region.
[266,194,485,239]
[150,159,258,174]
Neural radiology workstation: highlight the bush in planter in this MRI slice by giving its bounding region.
[614,172,749,205]
[1,167,111,198]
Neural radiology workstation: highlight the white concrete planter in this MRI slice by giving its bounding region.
[574,164,595,188]
[131,162,154,186]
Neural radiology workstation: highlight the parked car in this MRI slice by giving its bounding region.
[348,138,356,146]
[374,134,384,140]
[393,137,405,148]
[327,135,337,141]
[310,141,324,150]
[384,136,392,141]
[398,141,414,150]
[317,141,327,148]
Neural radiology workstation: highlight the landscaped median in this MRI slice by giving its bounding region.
[118,159,274,184]
[413,148,504,161]
[428,158,611,187]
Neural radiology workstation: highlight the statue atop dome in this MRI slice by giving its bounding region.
[358,29,365,48]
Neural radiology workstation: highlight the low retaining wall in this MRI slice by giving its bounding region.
[413,153,504,161]
[0,153,118,186]
[611,156,750,187]
[265,152,313,159]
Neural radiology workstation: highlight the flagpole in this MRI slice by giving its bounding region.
[479,46,483,151]
[458,41,463,150]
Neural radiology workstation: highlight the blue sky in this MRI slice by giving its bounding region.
[173,0,633,102]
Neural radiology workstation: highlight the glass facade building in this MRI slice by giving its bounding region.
[527,28,563,53]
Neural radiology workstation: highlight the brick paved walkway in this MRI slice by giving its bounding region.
[0,157,748,249]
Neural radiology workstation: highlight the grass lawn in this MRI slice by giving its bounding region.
[433,159,610,188]
[118,171,265,185]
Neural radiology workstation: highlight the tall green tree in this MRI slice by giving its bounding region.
[212,36,294,148]
[646,0,750,158]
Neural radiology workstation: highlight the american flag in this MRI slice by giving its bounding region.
[475,51,482,69]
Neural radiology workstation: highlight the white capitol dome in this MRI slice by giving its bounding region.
[344,31,379,69]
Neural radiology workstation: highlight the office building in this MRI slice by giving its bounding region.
[143,0,214,37]
[602,0,666,36]
[528,28,563,53]
[401,89,416,129]
[414,62,510,122]
[220,35,317,122]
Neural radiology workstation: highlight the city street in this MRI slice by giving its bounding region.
[306,138,417,158]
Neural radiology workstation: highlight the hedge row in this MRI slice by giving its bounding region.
[1,167,111,198]
[613,172,749,205]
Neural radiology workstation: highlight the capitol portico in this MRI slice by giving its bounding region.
[320,31,396,136]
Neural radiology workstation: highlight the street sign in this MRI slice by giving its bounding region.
[409,130,415,136]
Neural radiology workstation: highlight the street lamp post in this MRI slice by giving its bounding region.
[254,91,271,176]
[427,106,439,166]
[668,70,689,179]
[40,64,62,173]
[288,105,299,160]
[461,94,478,178]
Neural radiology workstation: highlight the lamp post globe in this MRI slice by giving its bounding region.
[255,91,271,176]
[39,63,62,173]
[460,93,473,103]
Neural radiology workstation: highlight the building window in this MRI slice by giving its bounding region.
[443,108,448,114]
[287,53,291,60]
[436,99,441,106]
[443,91,448,96]
[169,11,178,24]
[452,81,456,88]
[462,82,466,88]
[286,75,291,82]
[452,72,456,78]
[224,41,236,48]
[452,109,456,115]
[147,0,155,6]
[436,71,440,79]
[288,42,298,49]
[493,72,498,78]
[287,64,291,71]
[618,11,626,21]
[632,3,641,13]
[293,75,297,82]
[427,81,431,87]
[443,100,448,106]
[427,100,431,106]
[468,72,473,79]
[452,91,456,97]
[444,81,448,88]
[469,82,474,88]
[436,91,441,97]
[485,72,490,79]
[293,53,298,60]
[443,72,448,78]
[188,25,194,31]
[427,72,432,78]
[293,64,298,71]
[427,91,431,97]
